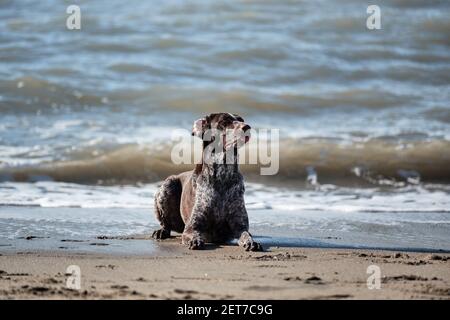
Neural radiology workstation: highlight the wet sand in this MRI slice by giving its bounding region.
[0,238,449,300]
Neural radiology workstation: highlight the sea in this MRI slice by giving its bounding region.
[1,0,449,252]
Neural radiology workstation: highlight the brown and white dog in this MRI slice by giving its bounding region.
[152,113,262,251]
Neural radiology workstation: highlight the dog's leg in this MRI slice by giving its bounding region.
[237,231,263,252]
[152,176,185,240]
[181,210,208,250]
[230,206,263,251]
[152,228,171,240]
[181,230,205,250]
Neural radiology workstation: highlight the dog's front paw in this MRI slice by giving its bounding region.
[188,237,205,250]
[243,239,263,252]
[152,228,170,240]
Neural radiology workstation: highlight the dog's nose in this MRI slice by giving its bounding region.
[242,124,251,132]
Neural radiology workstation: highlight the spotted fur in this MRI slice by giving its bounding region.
[152,113,262,251]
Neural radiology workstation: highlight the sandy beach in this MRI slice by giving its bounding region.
[1,237,449,300]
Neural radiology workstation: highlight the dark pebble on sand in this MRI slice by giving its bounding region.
[95,264,116,269]
[413,260,427,265]
[358,253,367,257]
[383,275,428,282]
[305,276,324,284]
[111,285,128,290]
[30,286,50,292]
[428,254,445,261]
[284,276,302,281]
[45,278,59,284]
[174,289,198,294]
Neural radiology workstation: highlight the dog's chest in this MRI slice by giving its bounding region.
[195,181,244,220]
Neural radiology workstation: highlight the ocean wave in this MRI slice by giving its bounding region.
[389,0,448,8]
[0,77,109,113]
[1,74,428,116]
[1,139,449,185]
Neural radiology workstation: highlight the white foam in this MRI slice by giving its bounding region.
[0,181,157,209]
[1,181,449,219]
[245,183,450,215]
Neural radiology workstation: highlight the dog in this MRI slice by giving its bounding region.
[152,112,262,251]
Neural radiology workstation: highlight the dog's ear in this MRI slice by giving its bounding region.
[233,114,244,122]
[192,117,206,138]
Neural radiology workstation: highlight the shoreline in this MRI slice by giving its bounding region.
[1,205,450,254]
[2,232,450,257]
[1,240,449,300]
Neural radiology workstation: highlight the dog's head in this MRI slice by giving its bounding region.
[192,113,251,151]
